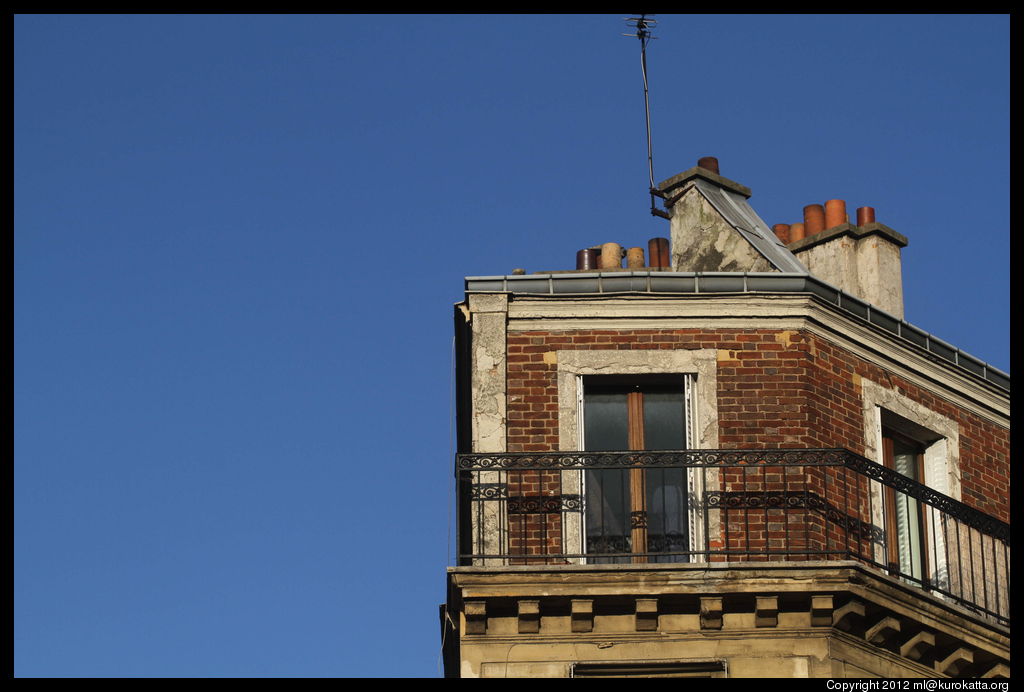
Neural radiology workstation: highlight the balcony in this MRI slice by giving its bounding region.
[455,448,1009,627]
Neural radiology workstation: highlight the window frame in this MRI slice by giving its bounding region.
[579,375,692,563]
[555,349,719,563]
[881,427,930,585]
[860,379,960,595]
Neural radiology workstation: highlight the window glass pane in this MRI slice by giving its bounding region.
[583,391,630,562]
[646,467,689,562]
[584,391,628,451]
[890,437,923,581]
[642,389,686,450]
[585,469,631,563]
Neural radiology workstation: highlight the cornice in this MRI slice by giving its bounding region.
[502,294,1009,426]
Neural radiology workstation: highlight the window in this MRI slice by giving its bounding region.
[860,381,960,595]
[882,428,928,584]
[555,349,717,563]
[581,375,691,563]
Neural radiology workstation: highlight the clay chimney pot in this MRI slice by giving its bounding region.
[600,242,624,269]
[803,204,826,236]
[824,199,847,229]
[697,156,720,175]
[856,206,876,226]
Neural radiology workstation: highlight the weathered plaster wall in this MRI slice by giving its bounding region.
[669,187,772,273]
[792,227,906,319]
[856,236,905,318]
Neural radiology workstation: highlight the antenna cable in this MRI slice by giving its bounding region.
[624,15,663,218]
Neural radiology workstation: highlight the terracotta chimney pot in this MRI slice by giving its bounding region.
[648,237,669,268]
[772,223,791,244]
[824,199,847,229]
[803,204,826,236]
[600,242,623,269]
[697,156,720,174]
[626,247,646,268]
[856,206,876,226]
[789,222,806,242]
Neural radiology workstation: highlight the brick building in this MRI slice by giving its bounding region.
[440,158,1009,678]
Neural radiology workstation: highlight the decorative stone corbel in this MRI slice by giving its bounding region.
[517,599,540,634]
[571,599,594,633]
[465,600,487,635]
[980,663,1009,679]
[700,596,723,630]
[899,631,935,661]
[865,616,901,647]
[810,594,834,627]
[935,647,973,677]
[832,599,865,632]
[636,598,659,632]
[755,596,778,628]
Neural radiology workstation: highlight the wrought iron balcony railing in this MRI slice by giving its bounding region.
[455,448,1010,627]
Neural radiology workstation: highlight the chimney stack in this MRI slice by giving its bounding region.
[655,157,774,273]
[788,201,908,319]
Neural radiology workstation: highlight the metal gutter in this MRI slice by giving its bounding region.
[463,271,1009,392]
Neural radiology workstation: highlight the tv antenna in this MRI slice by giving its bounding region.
[623,14,668,219]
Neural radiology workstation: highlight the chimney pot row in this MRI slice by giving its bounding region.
[576,238,670,271]
[781,202,879,244]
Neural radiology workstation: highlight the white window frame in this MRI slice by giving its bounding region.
[556,349,719,563]
[860,379,959,593]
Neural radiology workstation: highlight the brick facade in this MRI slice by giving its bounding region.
[501,327,1008,560]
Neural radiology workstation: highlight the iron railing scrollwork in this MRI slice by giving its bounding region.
[456,448,1009,626]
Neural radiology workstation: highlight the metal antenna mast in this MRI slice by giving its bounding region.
[623,14,666,219]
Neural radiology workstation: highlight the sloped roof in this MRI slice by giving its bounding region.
[691,178,808,274]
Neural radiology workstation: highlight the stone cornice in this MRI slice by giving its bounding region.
[657,166,752,199]
[447,561,1010,674]
[788,222,909,252]
[500,294,1008,426]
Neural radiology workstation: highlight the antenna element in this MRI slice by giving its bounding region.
[623,14,665,219]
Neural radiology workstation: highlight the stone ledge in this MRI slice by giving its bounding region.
[447,563,1010,678]
[657,166,752,199]
[788,222,909,252]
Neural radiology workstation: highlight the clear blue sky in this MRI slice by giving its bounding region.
[14,14,1008,677]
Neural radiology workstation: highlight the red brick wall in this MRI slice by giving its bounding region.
[499,327,1008,559]
[801,333,1009,523]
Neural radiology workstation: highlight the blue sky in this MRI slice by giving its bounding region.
[14,14,1008,677]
